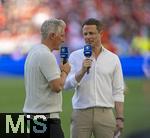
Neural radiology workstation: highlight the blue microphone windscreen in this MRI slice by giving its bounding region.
[60,47,69,59]
[84,45,92,57]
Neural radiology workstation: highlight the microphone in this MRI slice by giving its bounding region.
[60,46,69,64]
[83,44,92,74]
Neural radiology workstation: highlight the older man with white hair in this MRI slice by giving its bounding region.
[23,18,71,138]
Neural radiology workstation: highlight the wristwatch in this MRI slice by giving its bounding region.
[116,117,124,122]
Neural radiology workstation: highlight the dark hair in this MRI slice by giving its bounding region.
[82,18,104,32]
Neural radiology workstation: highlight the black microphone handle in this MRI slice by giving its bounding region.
[86,56,91,74]
[63,59,67,64]
[87,67,90,74]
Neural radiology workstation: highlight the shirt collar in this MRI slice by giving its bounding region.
[41,44,51,52]
[101,45,105,52]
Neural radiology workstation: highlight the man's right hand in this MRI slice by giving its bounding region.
[75,58,92,83]
[82,58,92,74]
[60,62,71,75]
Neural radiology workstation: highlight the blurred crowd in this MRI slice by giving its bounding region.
[0,0,150,58]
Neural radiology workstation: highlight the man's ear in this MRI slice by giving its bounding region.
[49,33,55,40]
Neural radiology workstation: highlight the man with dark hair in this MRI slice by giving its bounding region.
[65,18,125,138]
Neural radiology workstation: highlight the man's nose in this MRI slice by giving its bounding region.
[85,34,91,39]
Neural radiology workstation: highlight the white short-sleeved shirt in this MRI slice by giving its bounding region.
[23,44,62,113]
[65,47,124,109]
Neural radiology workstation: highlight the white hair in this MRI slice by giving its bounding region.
[40,18,66,40]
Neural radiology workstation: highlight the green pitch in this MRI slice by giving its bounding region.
[0,77,150,138]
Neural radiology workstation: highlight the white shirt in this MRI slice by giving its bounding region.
[23,44,62,113]
[65,47,124,109]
